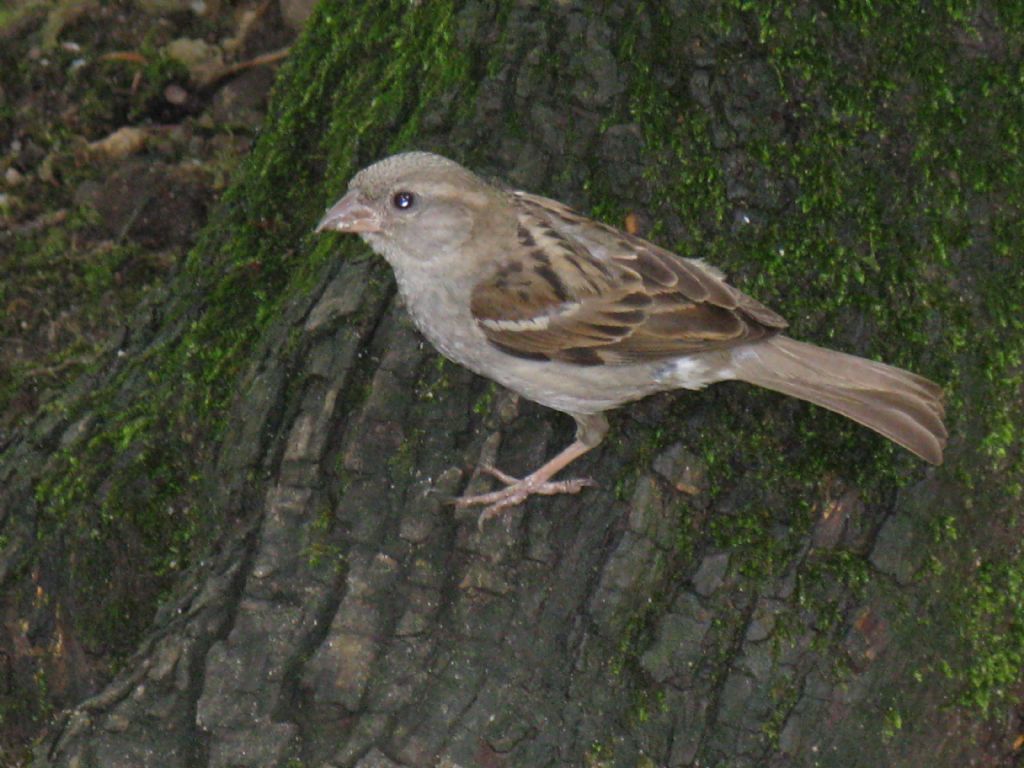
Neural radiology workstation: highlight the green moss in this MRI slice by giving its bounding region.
[951,556,1024,713]
[617,13,729,251]
[881,705,904,742]
[471,382,498,416]
[19,0,483,655]
[601,1,1024,740]
[737,0,1024,728]
[387,427,425,482]
[304,501,344,569]
[584,740,614,767]
[609,424,671,503]
[416,356,457,404]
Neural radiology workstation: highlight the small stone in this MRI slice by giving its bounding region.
[279,0,317,29]
[652,443,706,495]
[811,488,860,549]
[37,154,55,183]
[164,83,189,105]
[87,126,147,159]
[494,390,520,426]
[692,551,729,596]
[845,605,891,667]
[717,671,756,726]
[869,514,922,585]
[163,38,224,86]
[626,475,660,533]
[102,713,130,733]
[778,711,804,754]
[306,617,380,710]
[689,70,712,107]
[4,167,24,186]
[148,637,182,681]
[458,561,512,595]
[640,594,711,681]
[744,600,777,642]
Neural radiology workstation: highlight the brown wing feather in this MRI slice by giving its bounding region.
[469,192,788,365]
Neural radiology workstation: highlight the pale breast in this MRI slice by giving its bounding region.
[383,241,734,417]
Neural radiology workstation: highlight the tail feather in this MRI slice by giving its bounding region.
[729,335,948,464]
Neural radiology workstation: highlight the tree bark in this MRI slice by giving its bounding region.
[3,2,1021,767]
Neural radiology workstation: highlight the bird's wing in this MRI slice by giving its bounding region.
[468,191,788,365]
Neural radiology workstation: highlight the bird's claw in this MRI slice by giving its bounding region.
[454,466,597,529]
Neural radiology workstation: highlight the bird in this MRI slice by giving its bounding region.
[316,152,947,525]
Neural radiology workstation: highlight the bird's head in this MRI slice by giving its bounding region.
[316,152,501,262]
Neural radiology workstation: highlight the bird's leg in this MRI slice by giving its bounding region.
[455,413,608,528]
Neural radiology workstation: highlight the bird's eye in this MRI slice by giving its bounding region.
[392,191,415,210]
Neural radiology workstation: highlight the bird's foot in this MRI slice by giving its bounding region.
[454,465,596,529]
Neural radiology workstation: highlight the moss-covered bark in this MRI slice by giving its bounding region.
[2,1,1021,766]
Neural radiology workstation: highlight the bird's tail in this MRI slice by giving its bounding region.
[729,335,947,464]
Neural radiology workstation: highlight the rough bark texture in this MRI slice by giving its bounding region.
[3,2,1022,767]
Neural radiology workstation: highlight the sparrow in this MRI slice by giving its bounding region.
[316,152,947,524]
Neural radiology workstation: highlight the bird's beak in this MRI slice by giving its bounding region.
[315,191,382,234]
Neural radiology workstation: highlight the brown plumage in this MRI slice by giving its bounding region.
[470,191,787,364]
[730,336,946,465]
[316,152,948,524]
